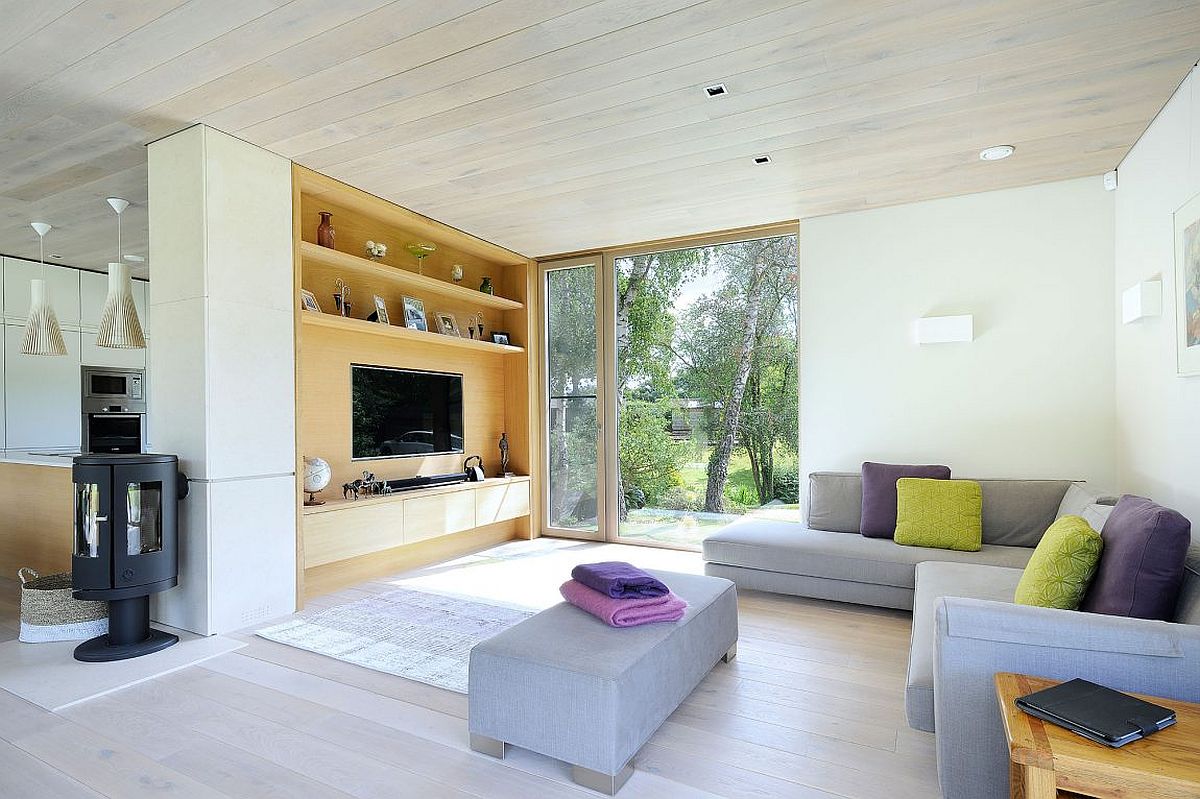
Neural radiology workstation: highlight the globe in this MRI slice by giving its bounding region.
[303,456,332,505]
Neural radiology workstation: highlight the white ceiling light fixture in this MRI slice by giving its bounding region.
[753,154,772,165]
[979,145,1015,161]
[21,221,68,356]
[97,197,146,349]
[703,83,728,98]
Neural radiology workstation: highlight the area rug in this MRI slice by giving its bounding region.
[255,587,534,693]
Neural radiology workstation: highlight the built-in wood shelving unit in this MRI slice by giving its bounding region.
[299,240,524,312]
[292,164,540,603]
[301,311,524,354]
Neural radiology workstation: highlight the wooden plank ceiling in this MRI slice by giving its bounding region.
[1,0,1198,276]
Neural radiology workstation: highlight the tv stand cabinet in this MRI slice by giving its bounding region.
[302,476,530,570]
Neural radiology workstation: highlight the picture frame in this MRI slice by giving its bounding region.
[402,295,428,332]
[372,294,390,325]
[300,289,322,313]
[490,331,510,346]
[435,312,461,337]
[1175,191,1200,377]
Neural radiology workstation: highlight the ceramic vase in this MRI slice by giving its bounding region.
[317,211,335,248]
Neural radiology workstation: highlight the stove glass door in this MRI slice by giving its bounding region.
[125,482,162,556]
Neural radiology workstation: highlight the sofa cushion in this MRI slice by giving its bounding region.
[1082,495,1192,620]
[1175,545,1200,625]
[906,562,1023,732]
[1014,515,1103,610]
[860,462,951,538]
[894,479,983,552]
[702,518,1032,591]
[977,479,1073,547]
[806,472,862,533]
[1056,481,1117,519]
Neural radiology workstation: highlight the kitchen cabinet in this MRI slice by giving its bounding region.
[79,270,148,335]
[3,324,81,450]
[3,257,80,328]
[81,331,146,369]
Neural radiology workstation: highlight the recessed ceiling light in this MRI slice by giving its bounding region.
[704,83,728,98]
[979,145,1015,161]
[753,154,772,165]
[123,254,145,263]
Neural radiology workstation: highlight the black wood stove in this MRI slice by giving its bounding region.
[72,453,188,662]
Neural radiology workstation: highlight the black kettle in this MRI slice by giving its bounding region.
[464,455,485,482]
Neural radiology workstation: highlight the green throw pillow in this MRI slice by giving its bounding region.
[1015,515,1103,609]
[894,478,982,552]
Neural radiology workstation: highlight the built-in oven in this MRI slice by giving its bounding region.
[82,367,147,454]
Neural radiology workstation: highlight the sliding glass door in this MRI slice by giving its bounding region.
[540,228,799,550]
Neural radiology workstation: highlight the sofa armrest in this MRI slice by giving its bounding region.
[932,597,1200,799]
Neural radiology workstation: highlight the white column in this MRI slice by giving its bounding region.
[147,125,296,634]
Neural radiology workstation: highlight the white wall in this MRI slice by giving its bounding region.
[148,125,297,635]
[1114,65,1200,525]
[800,177,1116,487]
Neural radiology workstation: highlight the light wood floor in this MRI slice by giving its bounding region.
[0,540,940,798]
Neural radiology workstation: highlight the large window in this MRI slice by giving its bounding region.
[540,228,798,549]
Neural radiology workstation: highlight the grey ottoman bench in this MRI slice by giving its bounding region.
[468,570,738,794]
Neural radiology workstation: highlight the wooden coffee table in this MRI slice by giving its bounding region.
[995,672,1200,798]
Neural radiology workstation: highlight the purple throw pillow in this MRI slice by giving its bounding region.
[860,461,951,538]
[1081,495,1191,620]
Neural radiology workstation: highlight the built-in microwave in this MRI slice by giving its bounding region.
[82,367,144,404]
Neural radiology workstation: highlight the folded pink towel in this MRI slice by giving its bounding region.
[560,579,688,627]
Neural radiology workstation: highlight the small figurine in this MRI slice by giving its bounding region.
[498,432,510,477]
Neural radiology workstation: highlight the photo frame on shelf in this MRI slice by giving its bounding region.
[435,312,461,337]
[1175,191,1200,377]
[300,288,322,312]
[372,295,390,325]
[402,295,428,332]
[490,331,510,346]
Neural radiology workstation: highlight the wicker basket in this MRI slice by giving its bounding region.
[18,568,108,643]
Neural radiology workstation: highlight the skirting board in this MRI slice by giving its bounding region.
[0,627,244,711]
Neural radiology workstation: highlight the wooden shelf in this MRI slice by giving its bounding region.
[301,311,525,353]
[300,241,524,312]
[303,475,530,516]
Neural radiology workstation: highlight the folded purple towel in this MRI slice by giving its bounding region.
[560,580,688,628]
[571,561,670,599]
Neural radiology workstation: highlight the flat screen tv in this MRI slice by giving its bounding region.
[351,365,464,459]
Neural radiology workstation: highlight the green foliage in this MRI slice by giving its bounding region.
[618,398,686,507]
[772,470,801,503]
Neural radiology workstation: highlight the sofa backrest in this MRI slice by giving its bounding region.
[807,472,1074,548]
[1175,544,1200,625]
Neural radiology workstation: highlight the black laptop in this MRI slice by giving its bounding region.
[1015,678,1177,748]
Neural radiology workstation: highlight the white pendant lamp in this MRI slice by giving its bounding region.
[97,197,146,349]
[20,222,68,356]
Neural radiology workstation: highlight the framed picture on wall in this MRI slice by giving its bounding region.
[402,295,428,332]
[1175,191,1200,377]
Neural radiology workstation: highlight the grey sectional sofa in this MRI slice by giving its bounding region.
[703,472,1081,611]
[702,472,1200,799]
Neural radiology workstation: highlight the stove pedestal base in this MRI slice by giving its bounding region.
[73,596,179,662]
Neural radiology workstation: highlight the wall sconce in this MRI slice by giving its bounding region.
[915,314,973,344]
[1121,280,1161,324]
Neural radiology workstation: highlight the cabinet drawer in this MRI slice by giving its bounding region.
[404,493,475,544]
[304,502,403,568]
[475,482,530,526]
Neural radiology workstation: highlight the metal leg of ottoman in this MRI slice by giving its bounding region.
[571,761,634,795]
[469,734,507,759]
[723,641,737,662]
